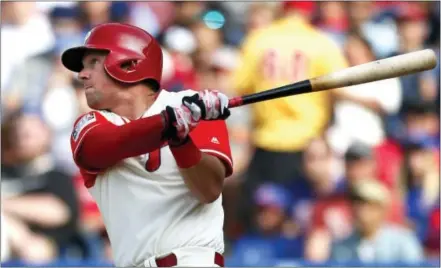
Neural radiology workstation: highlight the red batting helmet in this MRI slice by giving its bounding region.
[62,23,163,88]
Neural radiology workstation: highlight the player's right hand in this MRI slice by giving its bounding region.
[162,104,200,144]
[182,90,231,121]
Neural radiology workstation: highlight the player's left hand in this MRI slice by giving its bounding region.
[163,104,200,145]
[182,90,231,120]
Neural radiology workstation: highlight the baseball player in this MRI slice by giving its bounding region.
[62,23,233,267]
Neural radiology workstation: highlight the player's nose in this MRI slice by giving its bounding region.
[78,68,91,81]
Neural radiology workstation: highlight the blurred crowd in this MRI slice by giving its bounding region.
[1,1,440,266]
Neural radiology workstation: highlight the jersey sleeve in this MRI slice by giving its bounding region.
[190,120,233,177]
[70,111,110,173]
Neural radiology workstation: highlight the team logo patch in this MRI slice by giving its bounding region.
[72,113,96,141]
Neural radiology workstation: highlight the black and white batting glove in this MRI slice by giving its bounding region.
[182,90,231,121]
[162,104,200,145]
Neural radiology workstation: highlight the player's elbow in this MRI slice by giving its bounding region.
[203,184,223,203]
[199,175,223,204]
[186,154,226,204]
[200,190,222,204]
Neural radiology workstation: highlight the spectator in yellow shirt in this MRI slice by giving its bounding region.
[231,1,348,227]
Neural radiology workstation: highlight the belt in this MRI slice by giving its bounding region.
[155,252,224,267]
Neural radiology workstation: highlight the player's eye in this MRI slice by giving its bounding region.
[82,56,101,69]
[84,58,99,69]
[91,58,99,65]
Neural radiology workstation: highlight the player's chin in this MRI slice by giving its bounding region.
[86,97,103,110]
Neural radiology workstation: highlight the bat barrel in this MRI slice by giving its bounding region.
[310,49,438,91]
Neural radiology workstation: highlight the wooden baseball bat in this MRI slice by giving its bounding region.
[228,49,438,108]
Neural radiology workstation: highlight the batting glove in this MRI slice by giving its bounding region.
[162,104,200,145]
[182,90,231,120]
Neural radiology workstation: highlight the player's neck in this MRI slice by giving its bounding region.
[111,86,158,120]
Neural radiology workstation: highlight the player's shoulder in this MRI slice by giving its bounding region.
[71,112,100,142]
[156,89,199,108]
[163,88,198,98]
[70,110,128,150]
[97,110,130,125]
[72,110,127,129]
[173,89,199,98]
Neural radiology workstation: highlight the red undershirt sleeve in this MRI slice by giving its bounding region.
[70,111,167,173]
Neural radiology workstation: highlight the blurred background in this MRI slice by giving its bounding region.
[1,1,439,267]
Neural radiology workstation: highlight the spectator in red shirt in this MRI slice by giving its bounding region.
[424,204,440,258]
[286,137,342,235]
[304,190,352,262]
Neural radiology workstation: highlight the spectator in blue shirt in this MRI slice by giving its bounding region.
[402,133,440,241]
[230,183,304,264]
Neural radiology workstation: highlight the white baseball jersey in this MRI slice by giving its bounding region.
[70,89,233,267]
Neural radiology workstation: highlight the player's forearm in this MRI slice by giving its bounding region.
[179,154,225,204]
[77,114,166,170]
[170,139,225,204]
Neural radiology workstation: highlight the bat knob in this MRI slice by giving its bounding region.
[228,97,243,108]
